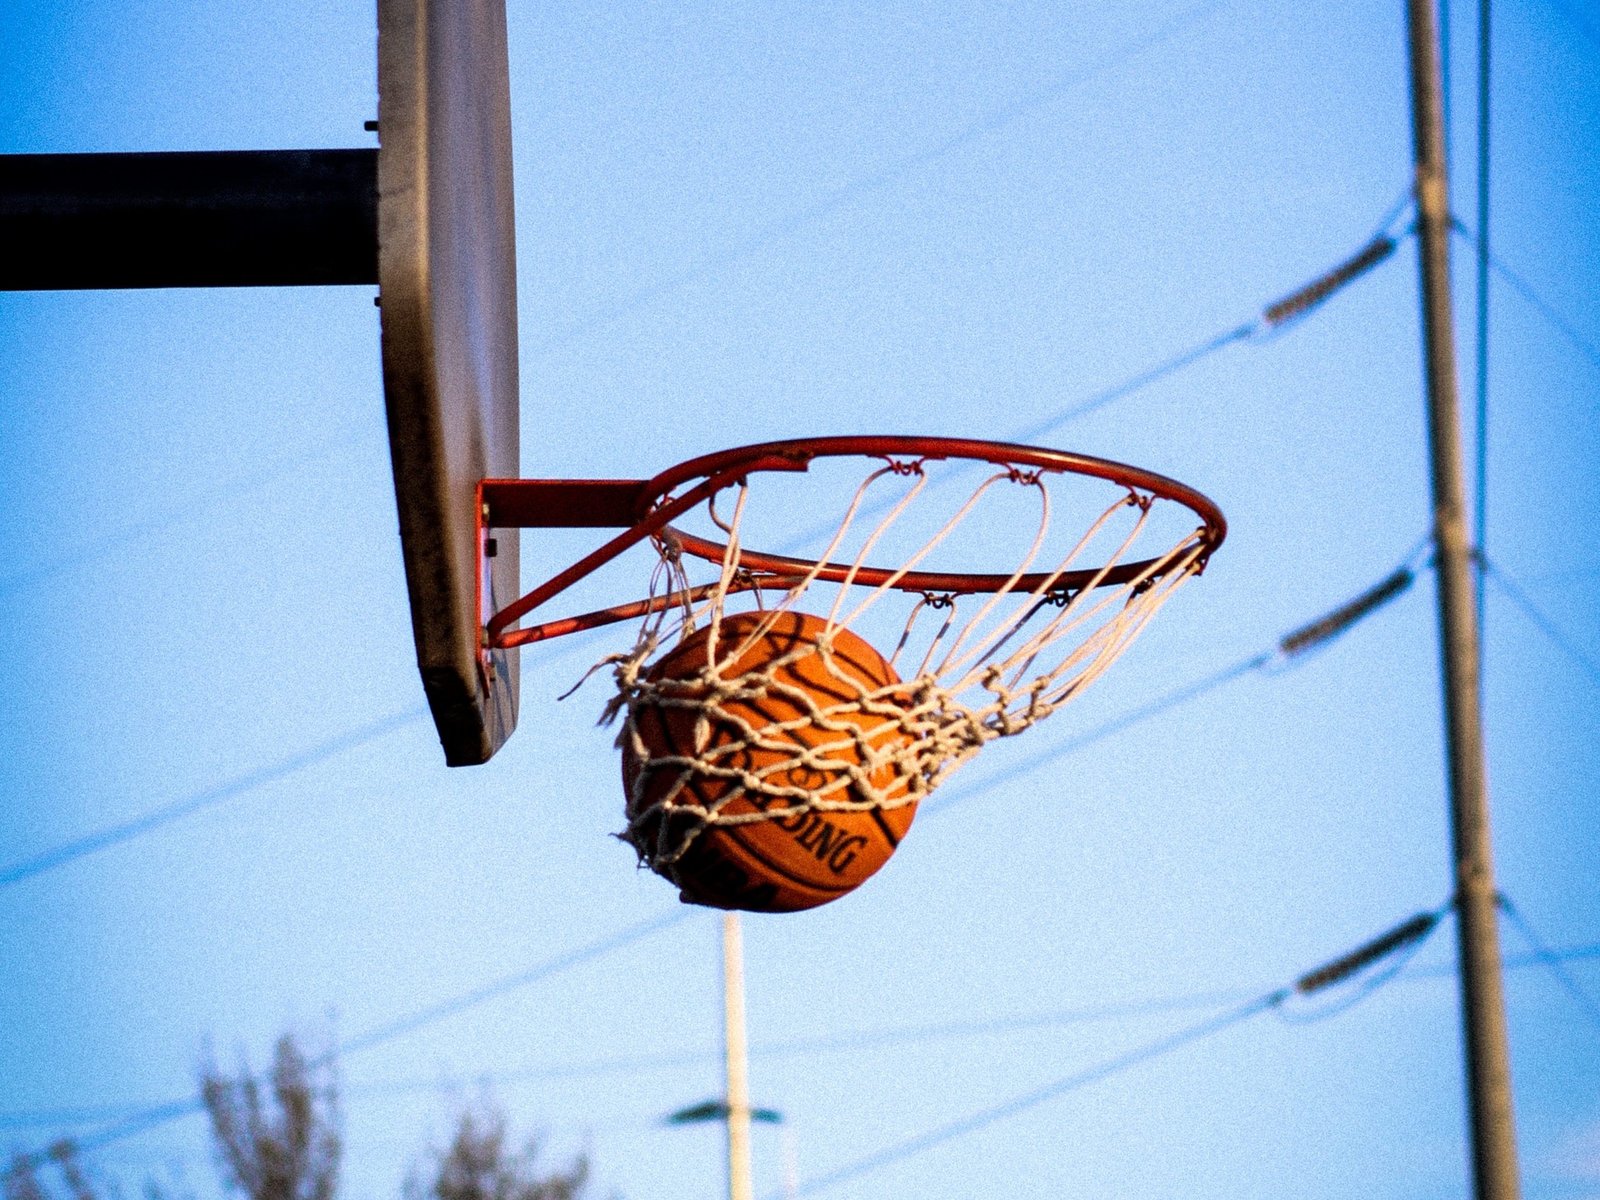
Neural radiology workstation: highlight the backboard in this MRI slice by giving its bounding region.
[377,0,520,765]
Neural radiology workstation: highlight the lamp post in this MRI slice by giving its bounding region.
[665,914,795,1200]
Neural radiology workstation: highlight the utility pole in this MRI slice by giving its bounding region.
[723,913,755,1200]
[1404,3,1521,1198]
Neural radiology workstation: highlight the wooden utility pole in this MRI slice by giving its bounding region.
[1404,2,1521,1197]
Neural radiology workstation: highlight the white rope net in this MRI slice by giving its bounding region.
[598,455,1213,875]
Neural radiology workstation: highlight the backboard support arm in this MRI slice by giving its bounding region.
[0,149,377,289]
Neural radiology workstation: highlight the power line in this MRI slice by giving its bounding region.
[1483,558,1600,688]
[1497,893,1600,1034]
[0,612,626,893]
[531,0,1234,358]
[10,937,1598,1133]
[10,909,695,1169]
[925,546,1425,818]
[0,551,1431,1157]
[780,906,1445,1198]
[333,908,693,1059]
[0,705,430,889]
[1013,207,1410,443]
[773,202,1411,566]
[791,995,1282,1198]
[6,549,1428,1166]
[0,203,1423,893]
[0,425,369,600]
[0,4,1236,604]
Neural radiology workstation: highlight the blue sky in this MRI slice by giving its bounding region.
[2,2,1597,1198]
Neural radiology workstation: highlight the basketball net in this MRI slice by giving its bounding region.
[598,457,1212,876]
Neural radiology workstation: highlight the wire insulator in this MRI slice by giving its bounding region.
[1262,235,1399,327]
[1295,911,1441,995]
[1279,567,1415,658]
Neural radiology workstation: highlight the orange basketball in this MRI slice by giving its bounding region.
[622,610,918,912]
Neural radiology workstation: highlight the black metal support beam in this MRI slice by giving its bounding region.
[0,149,377,289]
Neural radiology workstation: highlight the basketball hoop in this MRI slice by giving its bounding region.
[478,437,1225,909]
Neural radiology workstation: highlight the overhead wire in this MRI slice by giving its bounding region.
[1474,0,1491,626]
[2,201,1422,894]
[0,426,370,600]
[1011,196,1411,443]
[1497,893,1600,1034]
[2,2,1236,599]
[778,905,1447,1198]
[0,705,430,889]
[789,995,1283,1198]
[4,542,1430,1163]
[8,908,694,1170]
[531,0,1235,357]
[925,540,1428,818]
[779,197,1415,558]
[9,936,1599,1133]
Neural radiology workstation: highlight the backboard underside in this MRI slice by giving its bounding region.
[377,0,520,765]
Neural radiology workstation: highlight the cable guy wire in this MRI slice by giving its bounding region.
[0,705,430,889]
[1483,558,1600,688]
[1450,218,1600,373]
[778,905,1441,1198]
[1497,893,1600,1033]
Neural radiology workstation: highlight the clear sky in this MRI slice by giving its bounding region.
[2,2,1597,1198]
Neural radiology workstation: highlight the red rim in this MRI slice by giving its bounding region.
[635,436,1226,596]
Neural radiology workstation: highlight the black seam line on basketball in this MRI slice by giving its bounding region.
[687,693,860,894]
[869,807,902,849]
[738,687,916,844]
[653,708,726,820]
[723,822,856,895]
[652,702,839,898]
[676,673,890,788]
[653,697,869,896]
[696,650,891,711]
[677,615,898,697]
[735,688,909,835]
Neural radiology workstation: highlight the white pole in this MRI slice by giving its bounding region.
[780,1124,799,1200]
[723,912,754,1200]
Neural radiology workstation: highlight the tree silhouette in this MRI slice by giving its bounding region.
[7,1037,603,1200]
[404,1101,591,1200]
[200,1034,341,1200]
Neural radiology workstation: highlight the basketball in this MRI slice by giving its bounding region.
[621,610,919,912]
